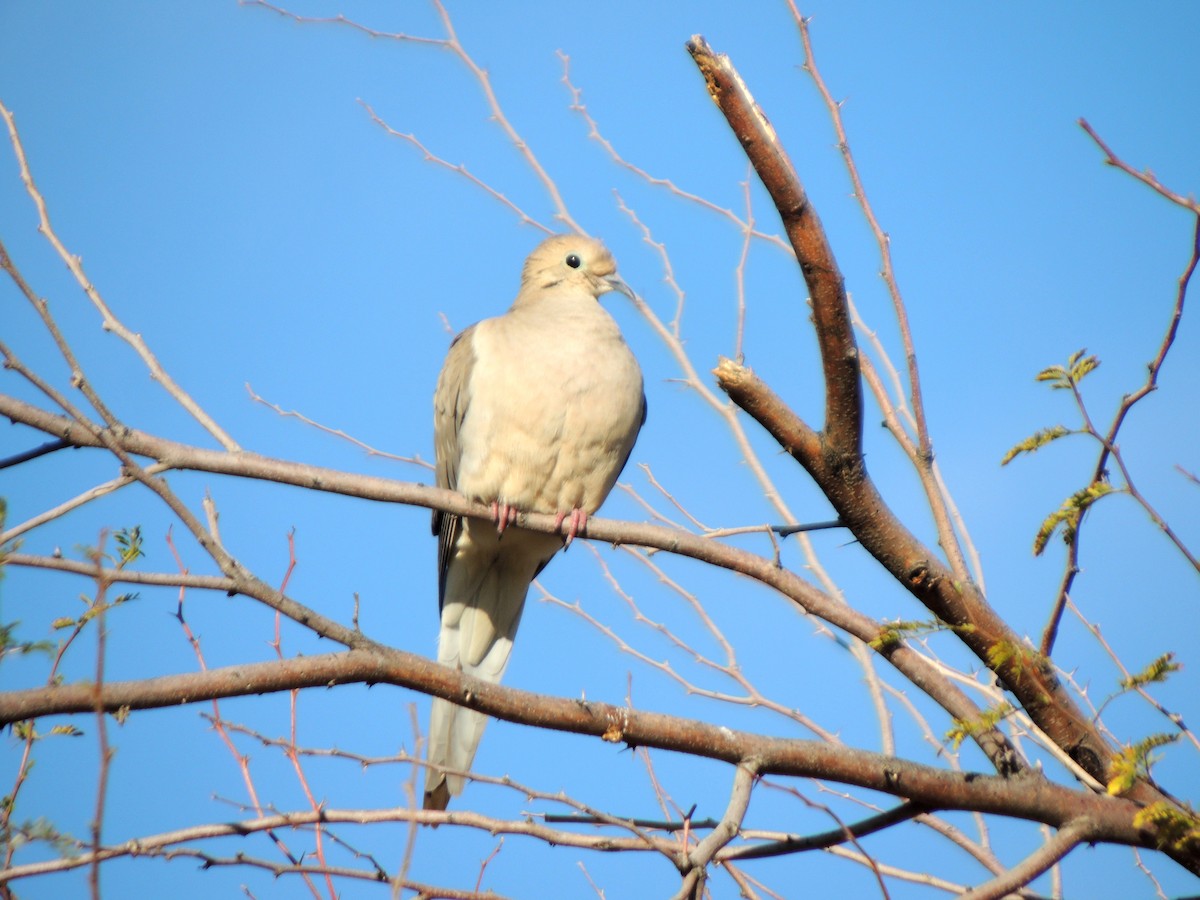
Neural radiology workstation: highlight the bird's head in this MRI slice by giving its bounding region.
[520,234,635,302]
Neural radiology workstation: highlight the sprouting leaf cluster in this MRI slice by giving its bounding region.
[945,702,1015,751]
[1121,652,1182,692]
[1002,350,1122,556]
[869,618,943,652]
[1034,348,1100,391]
[1107,732,1180,796]
[1033,481,1114,556]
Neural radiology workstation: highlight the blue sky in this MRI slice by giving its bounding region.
[2,2,1199,898]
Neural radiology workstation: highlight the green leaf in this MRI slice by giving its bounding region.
[1000,425,1071,465]
[1134,801,1200,853]
[1070,352,1100,382]
[11,816,79,856]
[1034,349,1100,390]
[1108,733,1179,796]
[1121,652,1181,691]
[869,619,941,651]
[0,622,55,657]
[1033,481,1114,556]
[114,526,144,566]
[984,640,1045,679]
[945,702,1015,750]
[1034,363,1071,389]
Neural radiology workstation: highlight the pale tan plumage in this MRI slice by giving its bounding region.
[425,234,645,810]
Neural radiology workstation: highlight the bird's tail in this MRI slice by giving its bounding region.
[424,531,554,809]
[424,698,492,810]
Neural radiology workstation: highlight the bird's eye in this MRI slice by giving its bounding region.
[565,254,582,269]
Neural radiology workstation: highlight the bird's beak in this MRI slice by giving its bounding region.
[603,275,636,301]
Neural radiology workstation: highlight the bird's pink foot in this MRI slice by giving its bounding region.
[490,500,518,535]
[553,508,588,548]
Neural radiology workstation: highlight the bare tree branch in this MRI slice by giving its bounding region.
[686,36,860,458]
[785,11,979,594]
[0,102,239,450]
[684,35,1197,878]
[245,0,582,234]
[0,391,1025,777]
[4,5,1196,894]
[674,762,758,900]
[723,802,924,861]
[0,648,1162,851]
[1041,185,1200,653]
[958,817,1093,900]
[1079,118,1200,214]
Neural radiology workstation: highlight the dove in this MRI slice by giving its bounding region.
[424,234,645,811]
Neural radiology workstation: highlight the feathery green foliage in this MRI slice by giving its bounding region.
[1121,652,1182,692]
[1001,425,1072,466]
[1033,481,1114,556]
[113,526,144,566]
[1134,801,1200,853]
[946,702,1015,751]
[1108,733,1180,796]
[1035,348,1100,390]
[868,618,943,651]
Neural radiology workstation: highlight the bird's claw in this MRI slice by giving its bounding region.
[490,500,518,535]
[554,508,588,549]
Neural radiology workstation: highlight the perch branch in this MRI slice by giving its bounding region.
[0,391,1024,777]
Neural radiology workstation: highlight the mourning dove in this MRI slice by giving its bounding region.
[425,234,646,811]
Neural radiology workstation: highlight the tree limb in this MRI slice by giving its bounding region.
[685,35,1197,878]
[686,36,861,458]
[958,817,1092,900]
[0,393,1023,777]
[0,648,1158,849]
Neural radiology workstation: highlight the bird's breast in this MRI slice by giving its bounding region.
[456,311,643,514]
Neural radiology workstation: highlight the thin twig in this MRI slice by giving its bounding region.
[247,0,578,233]
[558,52,790,253]
[1079,119,1200,214]
[1043,212,1200,653]
[246,383,431,468]
[88,560,112,900]
[0,102,239,450]
[0,463,169,546]
[0,438,71,469]
[722,801,922,861]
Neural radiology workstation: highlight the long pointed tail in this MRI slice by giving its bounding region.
[424,697,492,809]
[424,531,553,809]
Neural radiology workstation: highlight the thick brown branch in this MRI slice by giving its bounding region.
[0,392,1022,776]
[686,37,1197,877]
[687,36,861,456]
[0,650,1154,848]
[712,360,1156,784]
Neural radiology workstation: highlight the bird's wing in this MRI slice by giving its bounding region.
[431,324,476,612]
